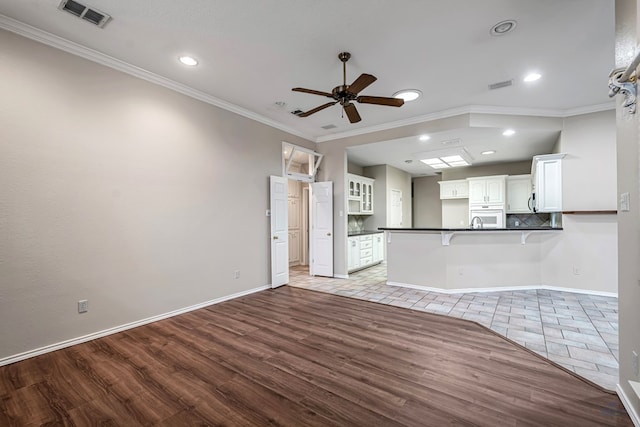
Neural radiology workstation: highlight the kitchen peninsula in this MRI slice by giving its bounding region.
[379,227,563,293]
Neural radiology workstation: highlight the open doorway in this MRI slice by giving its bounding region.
[280,142,333,282]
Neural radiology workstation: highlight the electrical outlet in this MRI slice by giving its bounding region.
[572,266,581,275]
[78,299,89,313]
[234,270,240,279]
[633,351,639,377]
[457,267,464,276]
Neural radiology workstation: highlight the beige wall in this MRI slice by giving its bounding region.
[412,176,442,228]
[0,30,315,361]
[557,110,617,211]
[615,0,640,417]
[361,165,412,229]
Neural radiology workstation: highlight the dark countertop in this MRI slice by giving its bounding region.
[378,227,563,232]
[348,230,385,237]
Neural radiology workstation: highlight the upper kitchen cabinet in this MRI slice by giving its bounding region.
[347,173,375,215]
[467,176,506,205]
[438,179,469,199]
[506,175,532,213]
[532,154,565,212]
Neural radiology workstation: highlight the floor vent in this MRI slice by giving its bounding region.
[321,124,337,130]
[488,79,513,90]
[58,0,111,28]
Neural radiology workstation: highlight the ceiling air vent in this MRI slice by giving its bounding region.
[488,79,513,90]
[58,0,111,28]
[321,124,337,130]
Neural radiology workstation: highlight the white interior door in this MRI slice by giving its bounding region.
[310,182,333,277]
[270,176,289,288]
[390,189,403,227]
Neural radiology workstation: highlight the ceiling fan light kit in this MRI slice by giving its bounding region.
[292,52,405,123]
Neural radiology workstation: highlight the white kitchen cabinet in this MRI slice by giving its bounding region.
[347,173,375,215]
[288,230,300,265]
[532,154,565,212]
[438,180,469,199]
[348,233,384,272]
[468,176,506,205]
[372,233,384,263]
[506,175,532,213]
[288,197,300,229]
[347,236,361,271]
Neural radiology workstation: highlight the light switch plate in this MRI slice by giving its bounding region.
[620,192,630,212]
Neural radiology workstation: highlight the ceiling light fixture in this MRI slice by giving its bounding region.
[502,129,516,136]
[393,89,422,102]
[490,20,517,36]
[179,56,198,66]
[481,150,496,155]
[523,72,542,82]
[419,135,430,141]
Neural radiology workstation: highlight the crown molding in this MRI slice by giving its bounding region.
[1,15,615,145]
[315,103,616,143]
[0,15,312,141]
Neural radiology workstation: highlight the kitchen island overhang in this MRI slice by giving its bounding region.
[379,227,563,293]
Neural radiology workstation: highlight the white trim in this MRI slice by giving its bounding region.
[0,15,309,141]
[0,15,615,146]
[617,384,640,427]
[315,102,615,143]
[0,284,269,367]
[334,274,349,279]
[386,281,618,297]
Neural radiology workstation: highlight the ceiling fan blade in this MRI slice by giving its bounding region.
[347,74,377,95]
[357,96,405,107]
[292,87,334,98]
[344,103,362,123]
[298,101,338,117]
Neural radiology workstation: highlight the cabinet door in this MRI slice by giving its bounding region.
[347,237,361,271]
[372,233,384,263]
[485,177,505,204]
[454,181,469,198]
[506,176,532,213]
[288,198,300,229]
[361,181,373,214]
[288,231,300,264]
[536,159,562,212]
[439,181,456,199]
[468,180,487,204]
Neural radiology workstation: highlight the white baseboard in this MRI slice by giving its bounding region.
[386,281,617,297]
[617,383,640,427]
[334,274,349,279]
[0,284,270,367]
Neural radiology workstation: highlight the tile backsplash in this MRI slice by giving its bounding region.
[348,216,366,233]
[506,213,558,228]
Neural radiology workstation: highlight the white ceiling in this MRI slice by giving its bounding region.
[0,0,615,175]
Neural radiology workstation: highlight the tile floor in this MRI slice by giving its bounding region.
[288,263,620,391]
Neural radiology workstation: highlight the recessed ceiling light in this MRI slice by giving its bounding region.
[490,20,517,36]
[523,72,542,82]
[502,129,516,137]
[419,135,430,141]
[481,150,496,155]
[179,56,198,66]
[393,89,422,102]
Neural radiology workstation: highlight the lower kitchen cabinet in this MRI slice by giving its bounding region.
[348,232,384,273]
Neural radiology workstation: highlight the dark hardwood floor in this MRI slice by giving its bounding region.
[0,286,633,426]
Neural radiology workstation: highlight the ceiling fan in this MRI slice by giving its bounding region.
[292,52,404,124]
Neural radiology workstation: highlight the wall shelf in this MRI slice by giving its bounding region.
[562,210,617,215]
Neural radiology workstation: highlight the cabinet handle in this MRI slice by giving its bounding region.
[327,232,332,236]
[273,236,278,240]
